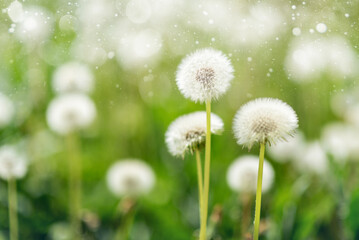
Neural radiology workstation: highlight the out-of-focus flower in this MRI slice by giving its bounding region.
[176,48,234,103]
[106,159,155,197]
[46,93,96,135]
[321,123,359,163]
[226,155,274,194]
[233,98,298,149]
[126,0,152,24]
[52,62,94,94]
[15,6,53,44]
[0,145,27,180]
[285,36,359,82]
[268,131,306,163]
[293,141,328,175]
[0,93,15,128]
[7,1,24,23]
[165,111,224,157]
[116,28,162,69]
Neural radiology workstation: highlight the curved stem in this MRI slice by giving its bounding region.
[253,142,266,240]
[67,133,82,239]
[8,178,18,240]
[195,149,204,225]
[200,100,211,240]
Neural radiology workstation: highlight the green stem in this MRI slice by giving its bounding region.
[116,198,136,240]
[67,133,82,239]
[200,100,211,240]
[195,149,204,225]
[253,142,266,240]
[8,178,18,240]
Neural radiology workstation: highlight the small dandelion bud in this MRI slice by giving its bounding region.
[233,98,298,149]
[165,111,224,157]
[52,62,94,94]
[106,159,155,197]
[176,48,234,103]
[0,145,28,180]
[226,155,274,194]
[46,93,96,135]
[0,93,15,128]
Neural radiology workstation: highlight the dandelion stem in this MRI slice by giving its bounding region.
[200,100,211,240]
[67,133,82,239]
[253,142,266,240]
[195,149,203,225]
[8,177,18,240]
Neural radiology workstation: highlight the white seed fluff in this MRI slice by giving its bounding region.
[176,48,234,103]
[106,159,155,197]
[46,93,96,135]
[0,93,15,128]
[52,62,94,94]
[233,98,298,149]
[7,1,24,23]
[165,111,224,157]
[0,145,27,180]
[226,155,274,194]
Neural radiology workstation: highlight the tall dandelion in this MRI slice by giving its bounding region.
[46,93,96,239]
[176,48,234,240]
[0,145,28,240]
[165,112,224,227]
[233,98,298,240]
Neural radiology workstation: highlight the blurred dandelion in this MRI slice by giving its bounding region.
[52,62,94,94]
[176,48,233,240]
[227,155,274,194]
[233,98,298,240]
[46,93,96,239]
[7,1,24,23]
[46,93,96,135]
[0,145,28,240]
[106,159,155,197]
[106,159,155,239]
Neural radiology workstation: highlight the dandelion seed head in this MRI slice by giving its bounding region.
[0,145,27,180]
[106,159,155,197]
[46,93,96,135]
[233,98,298,149]
[226,155,274,193]
[176,48,234,103]
[52,62,94,94]
[165,111,224,157]
[0,93,15,128]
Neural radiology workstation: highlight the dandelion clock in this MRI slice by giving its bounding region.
[232,98,298,240]
[0,145,28,240]
[175,48,234,240]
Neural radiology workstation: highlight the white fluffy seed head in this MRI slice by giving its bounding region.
[0,145,27,180]
[226,155,274,194]
[165,111,224,157]
[0,93,15,128]
[46,93,96,135]
[106,159,155,197]
[176,48,234,103]
[52,62,94,94]
[233,98,298,149]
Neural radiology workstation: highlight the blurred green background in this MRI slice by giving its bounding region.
[0,0,359,239]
